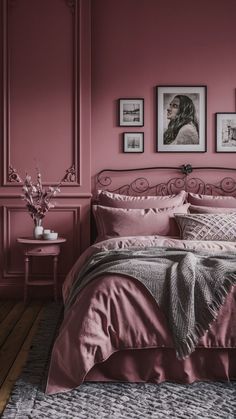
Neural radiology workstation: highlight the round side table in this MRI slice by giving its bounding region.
[17,237,66,303]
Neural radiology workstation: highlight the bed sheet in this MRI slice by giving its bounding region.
[46,236,236,394]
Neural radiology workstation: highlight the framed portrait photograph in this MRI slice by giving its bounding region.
[123,132,144,153]
[156,85,207,152]
[216,113,236,152]
[119,98,144,126]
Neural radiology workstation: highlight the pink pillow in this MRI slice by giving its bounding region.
[93,204,190,241]
[188,193,236,208]
[97,190,187,209]
[189,205,236,214]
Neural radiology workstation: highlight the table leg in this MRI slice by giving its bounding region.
[24,256,29,304]
[53,256,58,302]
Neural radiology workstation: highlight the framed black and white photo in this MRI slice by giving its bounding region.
[119,98,144,126]
[156,85,207,152]
[123,132,144,153]
[216,113,236,152]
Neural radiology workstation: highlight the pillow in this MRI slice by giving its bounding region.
[175,213,236,241]
[189,205,236,214]
[188,193,236,208]
[93,203,190,241]
[97,189,187,209]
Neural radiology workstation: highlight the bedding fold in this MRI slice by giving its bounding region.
[65,246,236,359]
[47,236,236,394]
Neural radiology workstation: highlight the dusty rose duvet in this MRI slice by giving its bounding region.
[46,236,236,394]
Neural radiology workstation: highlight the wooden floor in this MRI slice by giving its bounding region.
[0,300,47,415]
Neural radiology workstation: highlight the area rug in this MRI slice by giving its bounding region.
[3,303,236,419]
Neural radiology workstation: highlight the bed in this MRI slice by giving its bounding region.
[46,165,236,395]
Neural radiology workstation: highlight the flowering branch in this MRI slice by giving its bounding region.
[22,171,61,225]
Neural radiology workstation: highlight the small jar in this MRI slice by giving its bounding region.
[33,219,43,239]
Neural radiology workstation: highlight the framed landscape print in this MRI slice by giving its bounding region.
[123,132,144,153]
[156,85,207,152]
[119,98,144,126]
[216,113,236,152]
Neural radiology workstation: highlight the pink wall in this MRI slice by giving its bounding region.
[2,0,236,298]
[0,0,91,298]
[91,0,236,176]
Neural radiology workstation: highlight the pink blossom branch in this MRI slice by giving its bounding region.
[22,171,61,224]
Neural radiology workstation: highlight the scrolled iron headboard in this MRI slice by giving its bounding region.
[96,164,236,197]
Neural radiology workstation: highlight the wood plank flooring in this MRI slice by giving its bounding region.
[0,300,46,414]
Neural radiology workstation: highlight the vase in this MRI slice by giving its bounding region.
[33,219,43,239]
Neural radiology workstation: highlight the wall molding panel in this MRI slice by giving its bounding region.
[0,0,91,298]
[2,204,81,276]
[8,165,22,183]
[2,0,81,187]
[0,201,91,298]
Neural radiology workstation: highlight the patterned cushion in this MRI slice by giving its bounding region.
[175,213,236,241]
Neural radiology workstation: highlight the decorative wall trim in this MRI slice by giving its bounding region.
[65,0,76,13]
[0,192,92,198]
[3,205,23,278]
[2,204,81,278]
[8,165,22,183]
[6,164,77,185]
[8,0,17,7]
[2,0,81,186]
[61,165,76,182]
[2,0,9,187]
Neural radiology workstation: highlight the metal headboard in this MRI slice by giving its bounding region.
[96,164,236,197]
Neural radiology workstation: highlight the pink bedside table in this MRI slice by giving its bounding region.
[17,237,66,303]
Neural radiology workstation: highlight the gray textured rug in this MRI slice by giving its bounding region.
[3,303,236,419]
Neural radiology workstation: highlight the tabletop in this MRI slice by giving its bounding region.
[17,237,66,245]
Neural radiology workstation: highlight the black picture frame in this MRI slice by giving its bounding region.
[156,85,207,153]
[123,132,144,153]
[215,112,236,153]
[118,98,144,127]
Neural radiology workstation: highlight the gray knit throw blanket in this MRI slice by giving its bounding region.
[66,247,236,359]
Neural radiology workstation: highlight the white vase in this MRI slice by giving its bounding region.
[33,220,43,239]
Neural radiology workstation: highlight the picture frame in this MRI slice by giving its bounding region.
[156,85,207,152]
[215,113,236,152]
[123,132,144,153]
[119,98,144,126]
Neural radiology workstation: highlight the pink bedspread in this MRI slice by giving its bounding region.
[46,236,236,394]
